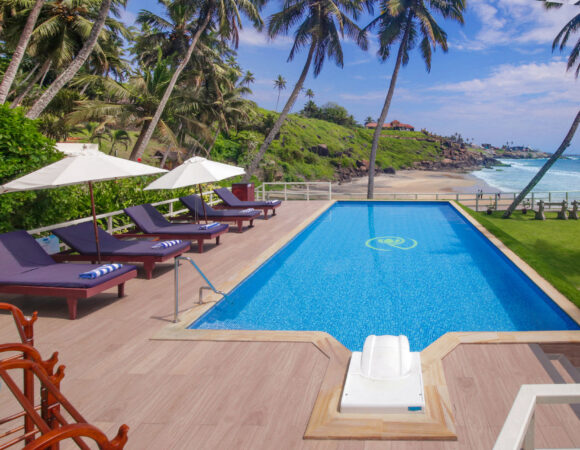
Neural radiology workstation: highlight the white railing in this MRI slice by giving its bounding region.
[494,384,580,449]
[258,182,580,212]
[27,188,223,236]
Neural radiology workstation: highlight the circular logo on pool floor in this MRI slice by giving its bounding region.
[365,236,418,252]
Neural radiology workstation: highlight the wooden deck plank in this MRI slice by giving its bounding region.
[2,201,580,448]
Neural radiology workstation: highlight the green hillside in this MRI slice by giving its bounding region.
[208,109,442,182]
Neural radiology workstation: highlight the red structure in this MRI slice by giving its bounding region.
[232,183,255,201]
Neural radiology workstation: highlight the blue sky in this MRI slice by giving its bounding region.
[121,0,580,152]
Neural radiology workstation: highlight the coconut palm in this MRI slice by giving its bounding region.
[273,74,286,111]
[0,0,45,104]
[503,2,580,217]
[305,88,314,99]
[109,129,131,156]
[127,0,263,161]
[243,0,368,180]
[25,0,128,119]
[365,0,465,198]
[542,0,580,77]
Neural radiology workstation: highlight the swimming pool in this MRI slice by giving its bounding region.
[189,202,579,351]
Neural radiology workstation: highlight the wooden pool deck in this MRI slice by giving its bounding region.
[1,200,580,448]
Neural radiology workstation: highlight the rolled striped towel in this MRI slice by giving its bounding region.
[79,263,123,279]
[152,239,183,249]
[199,222,220,230]
[241,208,256,213]
[266,200,279,205]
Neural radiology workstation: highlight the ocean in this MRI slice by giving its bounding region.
[471,157,580,193]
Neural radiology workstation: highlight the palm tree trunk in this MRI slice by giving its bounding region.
[11,58,51,107]
[206,127,221,157]
[129,120,152,159]
[243,41,316,181]
[367,11,413,199]
[276,91,280,111]
[25,0,112,119]
[128,9,213,161]
[0,0,46,104]
[502,110,580,218]
[8,62,39,98]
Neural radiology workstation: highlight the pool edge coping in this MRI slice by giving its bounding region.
[152,200,580,441]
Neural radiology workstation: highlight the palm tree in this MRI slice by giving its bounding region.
[503,111,580,218]
[365,0,465,198]
[273,75,286,111]
[542,0,580,77]
[305,88,314,100]
[364,115,373,124]
[109,129,131,156]
[0,0,45,104]
[243,0,368,181]
[25,0,126,119]
[127,0,263,161]
[503,3,580,217]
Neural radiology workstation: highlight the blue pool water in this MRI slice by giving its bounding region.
[189,202,579,351]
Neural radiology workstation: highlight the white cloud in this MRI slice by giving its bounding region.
[118,8,137,26]
[415,59,580,148]
[238,28,292,48]
[452,0,577,51]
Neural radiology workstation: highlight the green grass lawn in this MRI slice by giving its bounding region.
[462,207,580,308]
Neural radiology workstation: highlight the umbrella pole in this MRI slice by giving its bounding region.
[198,184,208,224]
[88,181,102,264]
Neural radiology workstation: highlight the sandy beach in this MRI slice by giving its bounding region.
[332,170,499,194]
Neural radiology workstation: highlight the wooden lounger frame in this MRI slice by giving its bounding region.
[0,269,136,320]
[213,202,280,219]
[171,213,257,233]
[117,225,227,253]
[52,244,189,279]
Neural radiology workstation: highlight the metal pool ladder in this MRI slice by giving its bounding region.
[173,256,226,323]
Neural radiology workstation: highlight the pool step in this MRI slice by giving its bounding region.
[529,344,580,420]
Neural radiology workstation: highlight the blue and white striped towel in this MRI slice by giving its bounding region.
[199,222,220,230]
[266,200,278,205]
[79,263,123,279]
[152,239,183,249]
[241,208,256,213]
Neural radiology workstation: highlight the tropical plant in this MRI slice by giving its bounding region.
[127,0,263,161]
[364,115,373,124]
[0,0,45,104]
[274,74,286,111]
[109,129,130,156]
[305,88,314,99]
[503,2,580,217]
[364,0,465,198]
[25,0,128,119]
[542,0,580,77]
[243,0,368,180]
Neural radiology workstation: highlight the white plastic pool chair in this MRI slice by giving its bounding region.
[340,335,425,414]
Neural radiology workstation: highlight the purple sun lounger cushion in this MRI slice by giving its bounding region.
[53,222,191,256]
[0,230,136,288]
[123,204,228,235]
[213,188,281,208]
[179,195,261,218]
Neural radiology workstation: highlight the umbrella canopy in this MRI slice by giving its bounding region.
[0,143,167,262]
[1,143,166,193]
[144,156,245,191]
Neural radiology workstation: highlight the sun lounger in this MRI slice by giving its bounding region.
[213,188,281,219]
[179,194,261,232]
[121,203,228,253]
[0,231,137,319]
[52,222,191,279]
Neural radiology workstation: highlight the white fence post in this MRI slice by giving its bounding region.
[107,216,113,233]
[328,182,332,200]
[284,184,288,201]
[306,183,310,201]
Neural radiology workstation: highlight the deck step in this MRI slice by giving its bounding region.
[547,353,580,384]
[529,344,580,420]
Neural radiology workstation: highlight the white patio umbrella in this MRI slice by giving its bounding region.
[0,143,167,262]
[144,156,245,221]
